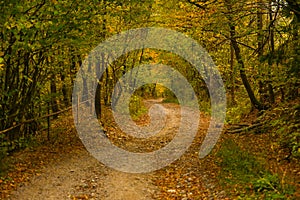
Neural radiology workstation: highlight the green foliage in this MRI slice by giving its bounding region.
[0,133,36,175]
[129,95,148,120]
[0,0,102,146]
[245,173,295,199]
[226,96,251,124]
[217,139,264,184]
[252,173,294,196]
[161,88,211,113]
[162,97,179,104]
[217,139,295,199]
[114,93,148,120]
[0,0,155,155]
[197,100,211,114]
[266,103,300,159]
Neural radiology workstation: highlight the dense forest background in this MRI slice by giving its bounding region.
[0,0,299,199]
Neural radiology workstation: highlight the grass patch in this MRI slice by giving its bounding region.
[217,139,264,185]
[162,96,179,104]
[216,139,295,199]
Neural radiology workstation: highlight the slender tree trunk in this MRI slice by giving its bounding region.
[231,31,263,110]
[230,42,236,105]
[257,0,263,58]
[286,0,300,98]
[95,82,102,118]
[225,0,263,110]
[50,73,59,119]
[95,53,106,118]
[268,1,275,104]
[60,73,70,107]
[95,4,107,116]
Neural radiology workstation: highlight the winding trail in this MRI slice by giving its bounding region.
[9,145,155,200]
[5,100,226,200]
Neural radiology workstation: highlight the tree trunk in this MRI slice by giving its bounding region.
[257,0,264,58]
[231,34,263,110]
[225,0,264,110]
[268,1,275,104]
[95,82,102,119]
[50,73,59,119]
[60,73,70,107]
[230,42,236,105]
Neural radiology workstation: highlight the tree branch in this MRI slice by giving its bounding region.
[186,0,206,10]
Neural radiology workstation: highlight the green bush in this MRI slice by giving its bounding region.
[129,94,148,120]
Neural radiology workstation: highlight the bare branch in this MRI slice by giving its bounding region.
[186,0,206,10]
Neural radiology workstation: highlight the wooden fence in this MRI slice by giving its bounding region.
[0,92,94,153]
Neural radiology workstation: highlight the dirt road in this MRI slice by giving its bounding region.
[4,101,226,199]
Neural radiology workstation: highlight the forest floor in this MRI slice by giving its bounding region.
[0,100,299,199]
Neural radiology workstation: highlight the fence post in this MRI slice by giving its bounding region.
[77,95,79,125]
[47,102,50,141]
[90,91,93,114]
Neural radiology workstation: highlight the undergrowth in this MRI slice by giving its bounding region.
[129,95,148,120]
[0,134,37,176]
[162,96,179,104]
[259,101,300,159]
[216,139,295,199]
[226,96,252,124]
[162,96,212,114]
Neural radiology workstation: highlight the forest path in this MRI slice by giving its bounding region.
[9,148,154,200]
[4,100,226,199]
